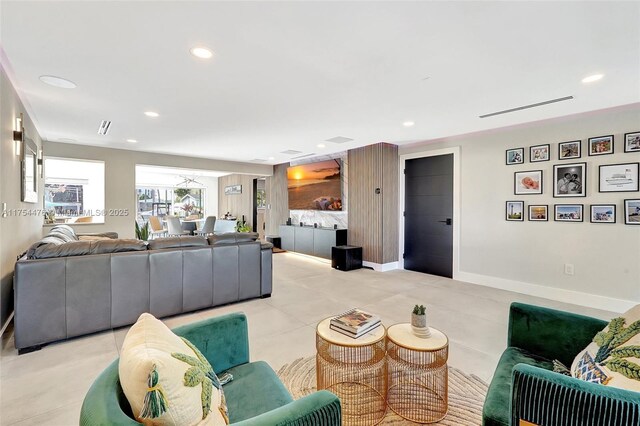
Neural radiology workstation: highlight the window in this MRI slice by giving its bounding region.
[136,187,205,222]
[44,158,105,224]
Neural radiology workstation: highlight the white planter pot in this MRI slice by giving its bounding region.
[411,313,431,338]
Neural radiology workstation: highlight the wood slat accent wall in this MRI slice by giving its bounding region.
[348,143,399,264]
[265,163,289,236]
[218,174,259,227]
[381,143,399,263]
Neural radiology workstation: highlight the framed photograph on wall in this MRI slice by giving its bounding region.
[528,205,548,221]
[553,163,586,197]
[590,204,616,224]
[554,204,583,222]
[506,201,524,221]
[558,140,581,160]
[599,162,639,192]
[625,131,640,153]
[514,170,542,195]
[529,144,550,162]
[506,148,524,165]
[224,184,242,195]
[624,199,640,225]
[588,135,614,156]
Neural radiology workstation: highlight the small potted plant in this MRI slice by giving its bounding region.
[135,221,150,242]
[411,304,431,338]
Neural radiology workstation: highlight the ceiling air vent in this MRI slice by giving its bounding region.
[251,158,267,162]
[325,136,354,144]
[291,153,316,160]
[479,96,573,118]
[97,120,112,135]
[280,149,303,155]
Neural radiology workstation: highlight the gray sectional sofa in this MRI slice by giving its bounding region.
[14,226,272,353]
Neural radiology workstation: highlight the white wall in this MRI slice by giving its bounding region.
[0,66,44,330]
[399,104,640,312]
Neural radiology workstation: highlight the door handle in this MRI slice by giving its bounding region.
[438,218,452,225]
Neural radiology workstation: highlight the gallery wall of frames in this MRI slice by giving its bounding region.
[505,131,640,225]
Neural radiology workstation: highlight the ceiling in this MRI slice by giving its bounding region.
[1,1,639,164]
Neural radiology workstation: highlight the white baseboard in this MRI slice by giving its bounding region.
[0,311,14,337]
[363,261,399,272]
[455,271,636,313]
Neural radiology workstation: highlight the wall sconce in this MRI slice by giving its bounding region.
[38,148,44,178]
[13,113,23,156]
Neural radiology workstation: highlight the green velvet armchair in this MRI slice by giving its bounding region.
[483,302,640,426]
[80,313,341,425]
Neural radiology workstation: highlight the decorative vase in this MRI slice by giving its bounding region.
[411,313,431,338]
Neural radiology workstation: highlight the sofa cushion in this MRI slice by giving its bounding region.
[30,239,147,259]
[571,304,640,392]
[77,231,119,240]
[208,233,259,246]
[483,347,554,426]
[50,224,78,241]
[26,235,67,258]
[78,235,115,241]
[148,236,208,250]
[119,313,229,425]
[92,239,147,254]
[224,361,293,423]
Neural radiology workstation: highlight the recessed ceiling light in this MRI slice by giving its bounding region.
[582,74,604,83]
[126,139,138,143]
[39,75,77,89]
[190,47,213,59]
[268,156,275,160]
[317,143,326,148]
[144,111,159,118]
[403,121,415,127]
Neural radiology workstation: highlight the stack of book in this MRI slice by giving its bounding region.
[330,308,381,339]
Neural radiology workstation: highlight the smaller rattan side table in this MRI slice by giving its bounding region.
[386,323,449,423]
[316,318,387,426]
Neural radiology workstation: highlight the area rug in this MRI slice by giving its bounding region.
[277,356,487,425]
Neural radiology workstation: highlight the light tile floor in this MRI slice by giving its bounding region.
[0,252,616,425]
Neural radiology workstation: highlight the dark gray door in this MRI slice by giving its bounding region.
[404,154,453,278]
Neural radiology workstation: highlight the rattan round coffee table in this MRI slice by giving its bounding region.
[316,317,387,426]
[386,323,449,423]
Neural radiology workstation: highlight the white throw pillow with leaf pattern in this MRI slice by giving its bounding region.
[119,313,229,425]
[571,304,640,392]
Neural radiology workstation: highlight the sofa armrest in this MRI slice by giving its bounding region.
[512,364,640,426]
[508,302,608,366]
[80,359,140,426]
[172,312,250,373]
[232,390,341,426]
